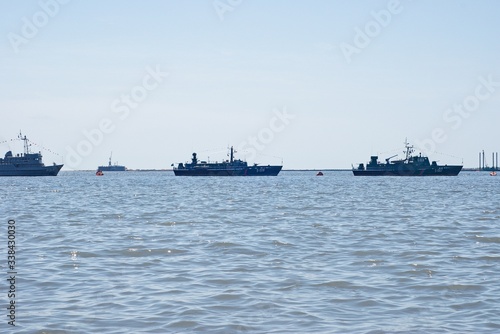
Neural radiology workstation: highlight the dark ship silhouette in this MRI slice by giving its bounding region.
[173,146,282,176]
[353,140,462,176]
[0,132,63,176]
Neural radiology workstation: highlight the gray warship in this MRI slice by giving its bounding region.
[353,140,462,176]
[173,146,282,176]
[0,132,63,176]
[98,153,126,171]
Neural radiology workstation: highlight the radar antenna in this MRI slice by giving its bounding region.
[18,131,31,155]
[403,138,414,161]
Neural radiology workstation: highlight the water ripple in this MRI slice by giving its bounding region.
[3,171,500,333]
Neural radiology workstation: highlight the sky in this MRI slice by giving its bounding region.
[1,0,499,170]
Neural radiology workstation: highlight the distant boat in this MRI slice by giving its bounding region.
[96,170,103,176]
[173,146,282,176]
[0,132,63,176]
[352,140,463,176]
[98,152,126,171]
[490,171,497,176]
[316,171,324,176]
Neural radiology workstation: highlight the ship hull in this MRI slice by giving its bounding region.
[174,165,282,176]
[0,164,63,176]
[353,165,462,176]
[98,166,126,171]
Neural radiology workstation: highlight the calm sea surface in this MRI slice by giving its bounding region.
[2,171,500,333]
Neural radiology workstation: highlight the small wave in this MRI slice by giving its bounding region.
[206,279,235,285]
[167,320,199,329]
[273,240,293,247]
[450,300,486,310]
[352,250,388,257]
[314,280,356,289]
[445,284,486,292]
[209,241,240,248]
[477,255,500,261]
[476,217,496,221]
[211,293,242,301]
[107,248,187,257]
[157,221,194,226]
[412,283,485,292]
[474,235,500,243]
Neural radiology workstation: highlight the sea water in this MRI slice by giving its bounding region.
[1,171,500,333]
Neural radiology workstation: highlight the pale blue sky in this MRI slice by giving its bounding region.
[1,0,499,170]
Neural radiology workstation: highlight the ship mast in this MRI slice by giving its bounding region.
[230,146,234,163]
[403,138,414,161]
[18,131,30,155]
[109,152,112,167]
